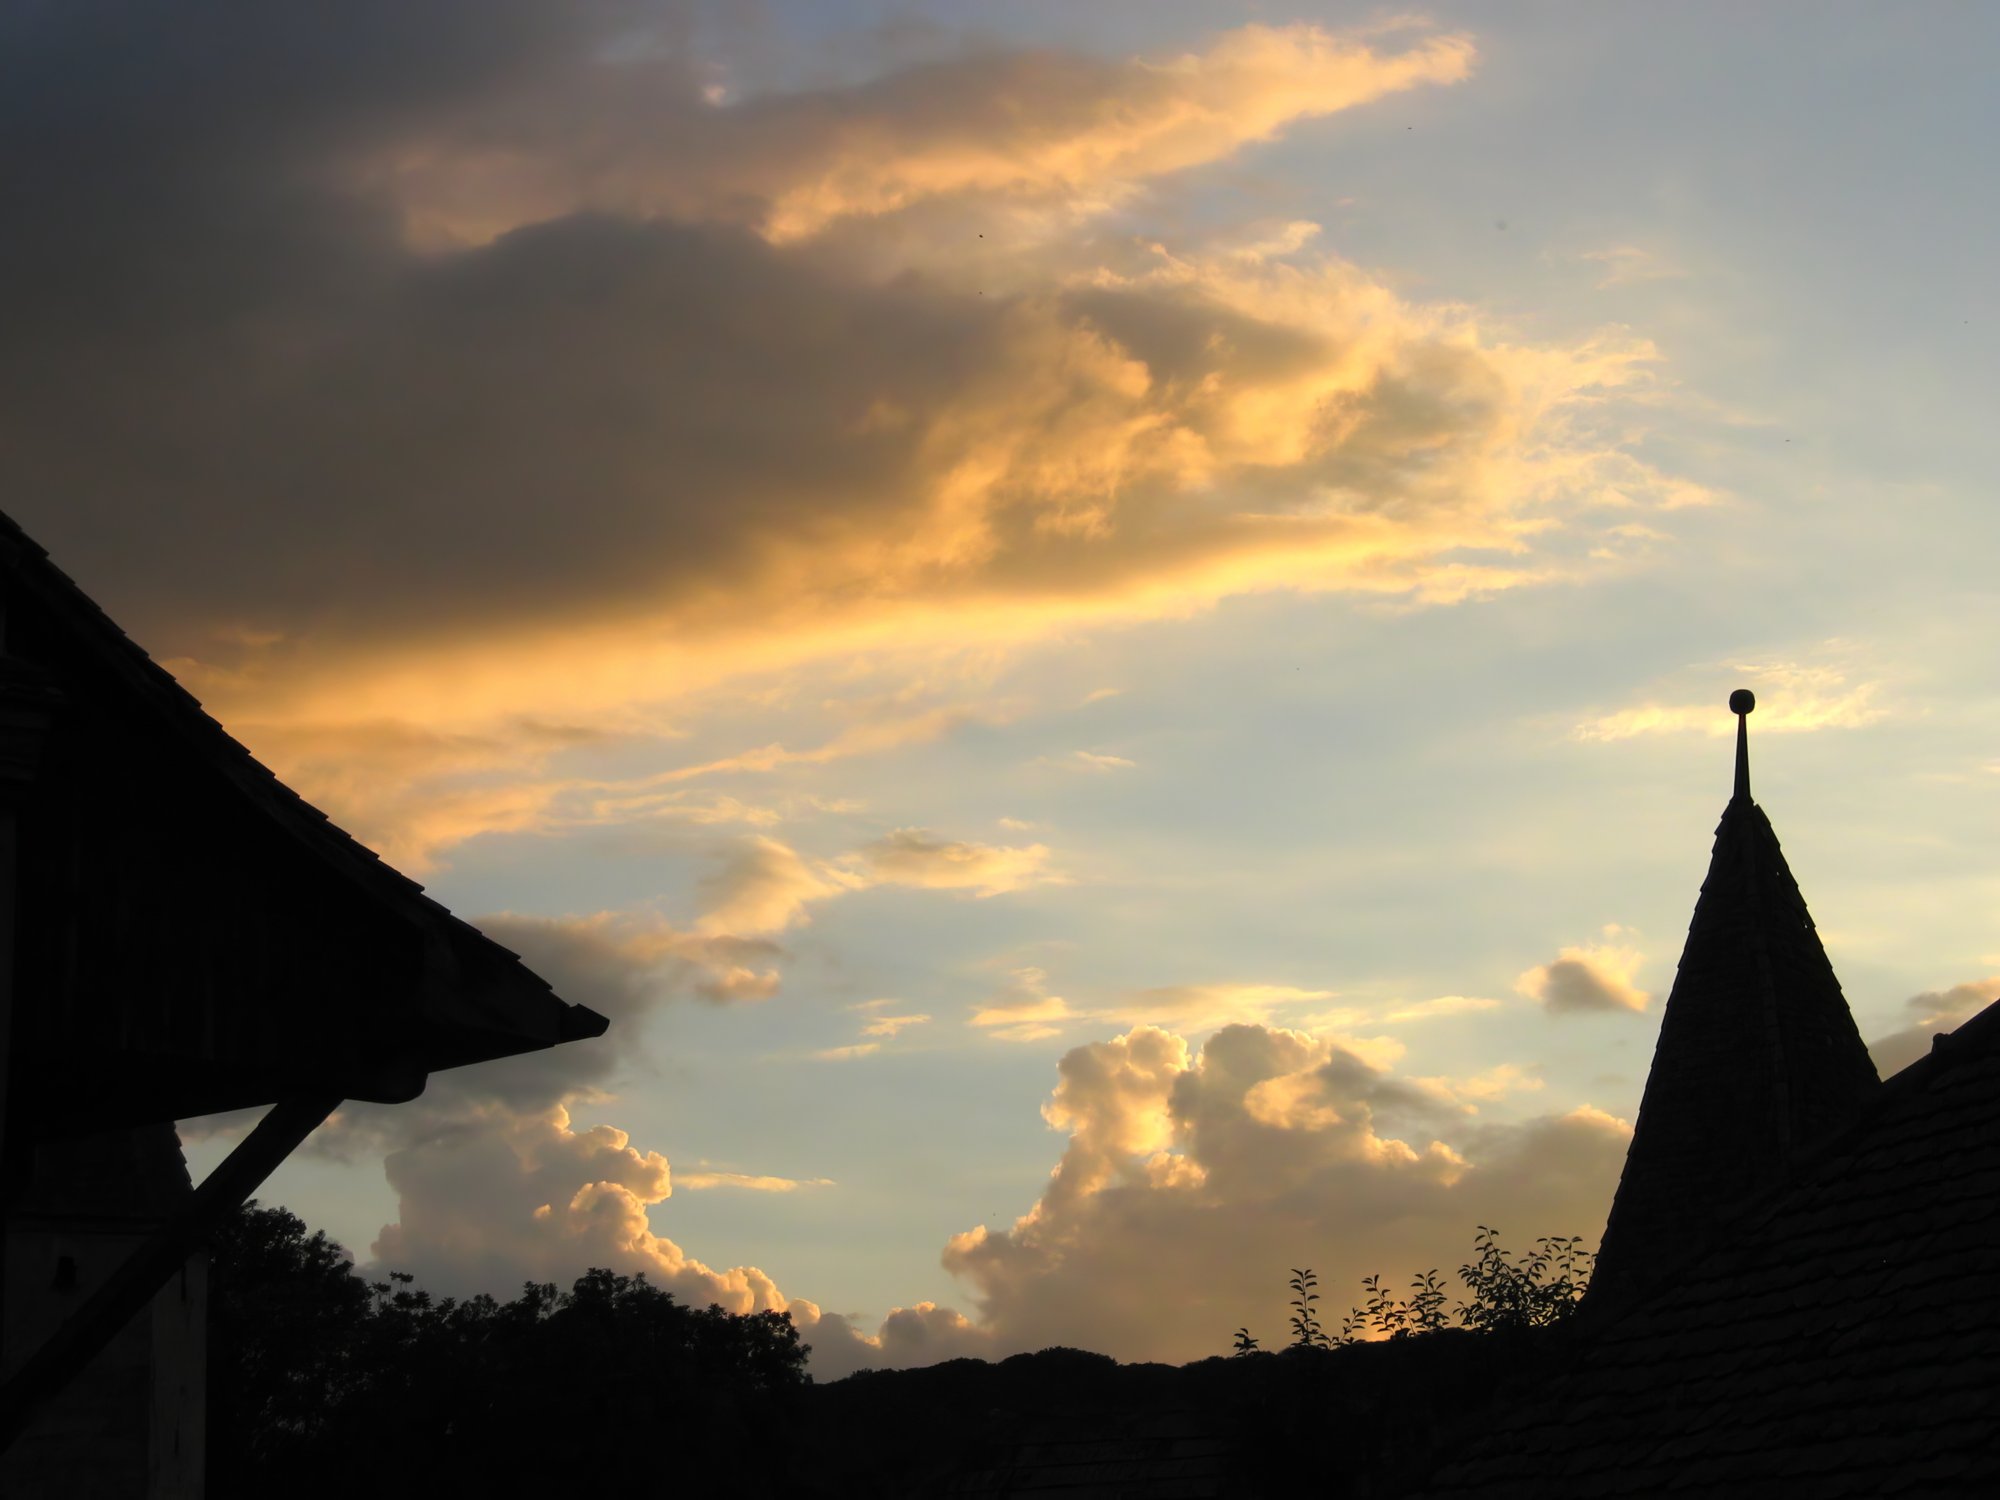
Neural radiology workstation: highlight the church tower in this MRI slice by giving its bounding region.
[1590,691,1880,1306]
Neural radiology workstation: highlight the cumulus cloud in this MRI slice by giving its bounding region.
[1866,978,2000,1078]
[36,5,1692,1380]
[306,1006,1625,1377]
[359,1097,890,1373]
[304,914,878,1370]
[936,1023,1630,1363]
[1516,937,1650,1015]
[339,1077,941,1380]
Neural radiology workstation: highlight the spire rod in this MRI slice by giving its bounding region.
[1730,688,1756,801]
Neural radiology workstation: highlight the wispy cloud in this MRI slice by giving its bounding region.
[813,1042,882,1062]
[970,968,1078,1042]
[815,1000,933,1061]
[1381,994,1503,1023]
[1579,245,1687,290]
[676,1170,836,1192]
[969,974,1338,1042]
[1574,657,1885,742]
[842,830,1058,897]
[1063,750,1137,772]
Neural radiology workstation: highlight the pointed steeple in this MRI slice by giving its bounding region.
[1590,692,1879,1305]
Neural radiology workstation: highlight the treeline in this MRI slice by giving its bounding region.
[206,1206,1595,1496]
[207,1202,808,1497]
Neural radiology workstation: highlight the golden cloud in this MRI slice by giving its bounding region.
[813,1000,933,1061]
[845,829,1057,897]
[970,967,1078,1043]
[123,201,1683,869]
[8,4,1699,875]
[1381,994,1504,1023]
[138,217,1686,868]
[859,1008,933,1040]
[937,1022,1630,1363]
[967,973,1343,1043]
[1516,937,1650,1015]
[812,1042,881,1062]
[675,1171,836,1193]
[1110,982,1335,1031]
[343,1007,1619,1376]
[379,22,1476,249]
[1575,658,1885,743]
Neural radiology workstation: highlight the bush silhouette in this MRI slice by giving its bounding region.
[1245,1226,1595,1354]
[208,1202,808,1497]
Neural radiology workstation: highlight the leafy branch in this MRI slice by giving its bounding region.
[1231,1227,1595,1354]
[1287,1267,1329,1349]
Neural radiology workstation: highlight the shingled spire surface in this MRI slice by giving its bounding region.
[1590,692,1879,1306]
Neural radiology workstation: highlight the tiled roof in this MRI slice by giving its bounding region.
[1591,780,1878,1306]
[0,508,607,1126]
[940,1407,1235,1497]
[1413,997,2000,1496]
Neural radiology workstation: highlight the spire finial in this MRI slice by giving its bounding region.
[1730,689,1756,801]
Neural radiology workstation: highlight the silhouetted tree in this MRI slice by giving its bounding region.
[207,1203,809,1498]
[207,1201,372,1487]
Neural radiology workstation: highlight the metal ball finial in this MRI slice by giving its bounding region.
[1730,689,1756,716]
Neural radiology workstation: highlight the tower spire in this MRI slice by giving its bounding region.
[1731,687,1754,801]
[1590,692,1878,1308]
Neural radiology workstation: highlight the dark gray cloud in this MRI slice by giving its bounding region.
[1,2,1535,693]
[1866,979,1997,1079]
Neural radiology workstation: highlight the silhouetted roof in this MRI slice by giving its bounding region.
[1590,707,1877,1306]
[941,1406,1234,1497]
[1415,996,2000,1496]
[0,509,606,1134]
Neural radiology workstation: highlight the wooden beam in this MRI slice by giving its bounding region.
[0,1093,341,1451]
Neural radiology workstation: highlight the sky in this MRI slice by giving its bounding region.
[9,1,2000,1376]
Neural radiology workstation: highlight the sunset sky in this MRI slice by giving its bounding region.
[10,1,2000,1375]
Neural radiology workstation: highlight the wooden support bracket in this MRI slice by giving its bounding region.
[0,1093,342,1452]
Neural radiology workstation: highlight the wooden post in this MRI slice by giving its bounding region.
[0,1093,341,1451]
[0,603,62,1374]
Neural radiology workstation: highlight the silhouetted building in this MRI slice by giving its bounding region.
[1589,691,1879,1307]
[805,695,1999,1498]
[0,511,609,1494]
[1415,695,2000,1495]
